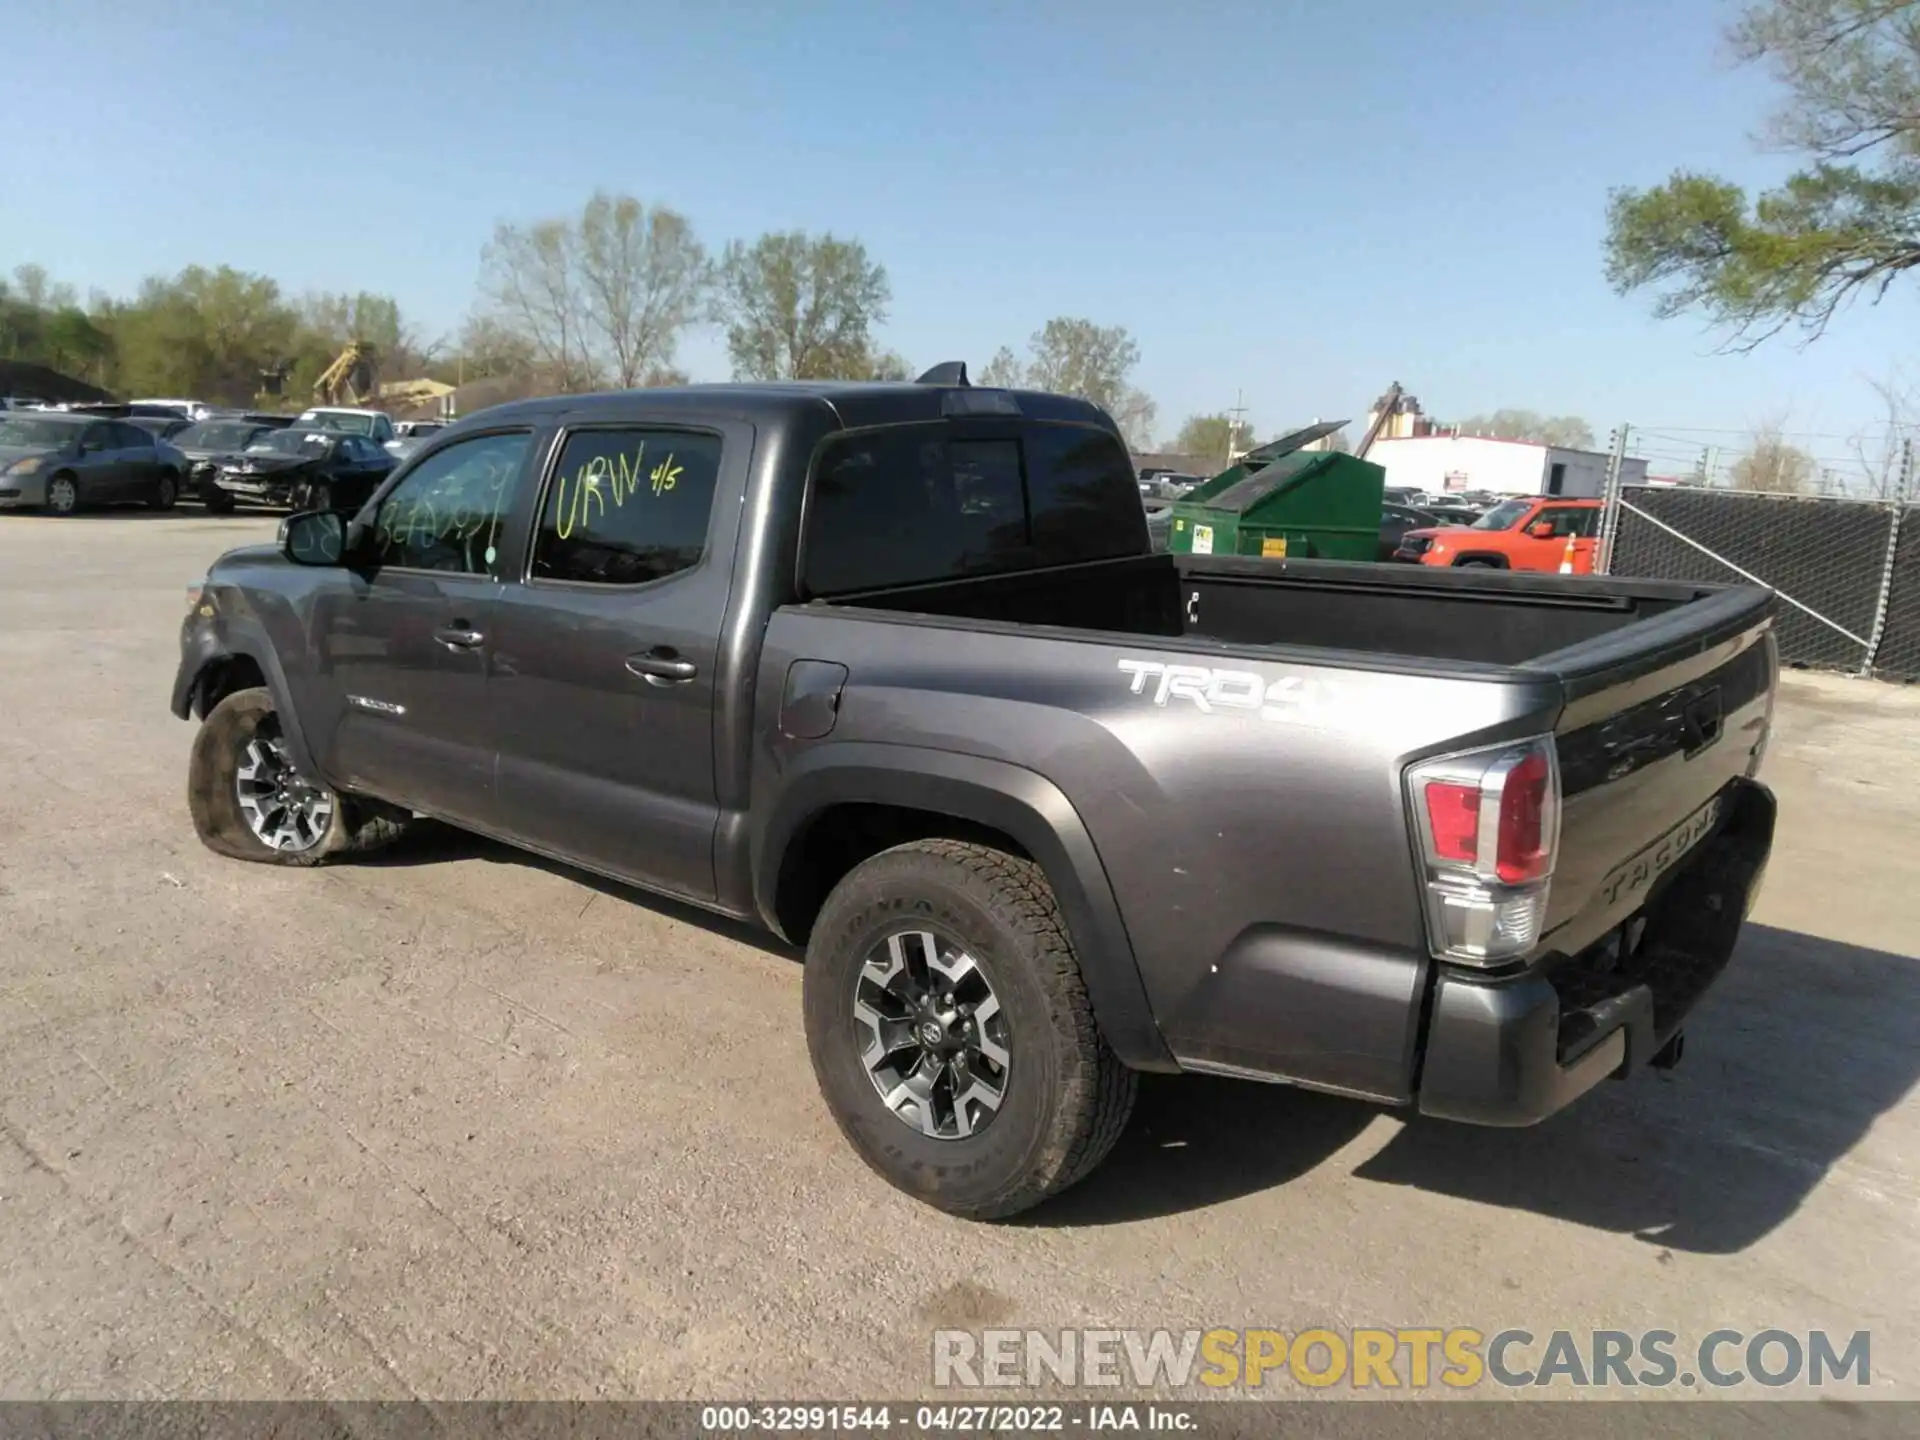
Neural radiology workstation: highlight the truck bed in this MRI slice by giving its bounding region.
[811,550,1751,672]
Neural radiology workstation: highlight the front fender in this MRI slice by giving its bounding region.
[755,743,1176,1072]
[172,613,324,784]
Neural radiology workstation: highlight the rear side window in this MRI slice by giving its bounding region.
[530,427,722,586]
[802,421,1144,596]
[1540,506,1598,538]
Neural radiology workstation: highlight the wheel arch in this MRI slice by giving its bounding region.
[174,633,323,783]
[1451,551,1510,568]
[757,744,1176,1071]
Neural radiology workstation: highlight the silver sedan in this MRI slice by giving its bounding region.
[0,413,186,514]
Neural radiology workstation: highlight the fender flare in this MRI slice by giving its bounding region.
[756,743,1176,1071]
[172,621,324,783]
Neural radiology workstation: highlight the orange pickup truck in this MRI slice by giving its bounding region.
[1394,496,1602,573]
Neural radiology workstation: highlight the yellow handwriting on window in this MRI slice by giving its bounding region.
[552,445,682,539]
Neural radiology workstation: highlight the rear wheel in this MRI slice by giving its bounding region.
[188,687,409,866]
[45,473,79,515]
[1455,557,1499,568]
[150,470,179,511]
[802,839,1136,1219]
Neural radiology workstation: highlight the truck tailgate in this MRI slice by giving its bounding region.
[1532,586,1776,958]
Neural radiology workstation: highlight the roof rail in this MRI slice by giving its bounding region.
[915,361,970,387]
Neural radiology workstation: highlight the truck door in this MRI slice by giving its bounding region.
[306,428,538,828]
[1534,503,1600,572]
[485,419,747,903]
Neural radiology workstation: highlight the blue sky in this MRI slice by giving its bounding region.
[10,0,1913,470]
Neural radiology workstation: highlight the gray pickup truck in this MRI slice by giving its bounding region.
[173,366,1778,1218]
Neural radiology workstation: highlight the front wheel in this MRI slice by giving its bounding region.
[45,473,79,515]
[802,839,1137,1219]
[187,687,408,866]
[202,486,236,514]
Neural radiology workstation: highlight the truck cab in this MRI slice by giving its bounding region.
[1396,496,1602,572]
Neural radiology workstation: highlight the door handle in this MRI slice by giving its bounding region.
[626,649,697,685]
[434,624,485,651]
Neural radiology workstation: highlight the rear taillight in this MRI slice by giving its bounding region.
[1406,736,1560,966]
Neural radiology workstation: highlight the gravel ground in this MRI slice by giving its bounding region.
[1,512,1916,1407]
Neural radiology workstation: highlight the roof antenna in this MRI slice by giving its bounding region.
[915,361,971,387]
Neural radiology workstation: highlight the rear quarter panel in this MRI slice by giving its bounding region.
[757,606,1563,1093]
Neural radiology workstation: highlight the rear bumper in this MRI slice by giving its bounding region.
[1415,777,1776,1125]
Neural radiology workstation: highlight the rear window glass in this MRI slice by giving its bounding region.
[801,421,1145,596]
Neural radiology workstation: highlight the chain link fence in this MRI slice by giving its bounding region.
[1606,488,1895,671]
[1873,510,1920,681]
[1593,431,1917,682]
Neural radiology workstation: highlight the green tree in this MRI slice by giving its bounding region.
[979,318,1158,448]
[1604,0,1920,345]
[1455,409,1596,448]
[1172,412,1254,466]
[714,230,890,380]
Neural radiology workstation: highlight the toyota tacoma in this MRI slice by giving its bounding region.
[173,366,1778,1218]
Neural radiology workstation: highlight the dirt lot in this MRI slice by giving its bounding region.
[2,512,1917,1403]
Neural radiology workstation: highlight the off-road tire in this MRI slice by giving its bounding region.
[187,686,409,866]
[803,839,1136,1219]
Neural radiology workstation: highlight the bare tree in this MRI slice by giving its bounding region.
[1850,371,1918,498]
[714,231,890,380]
[478,218,598,391]
[977,347,1024,388]
[576,192,710,387]
[1730,422,1817,492]
[1455,409,1597,448]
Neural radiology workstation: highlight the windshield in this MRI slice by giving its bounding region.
[176,421,268,451]
[246,431,333,457]
[1471,498,1534,530]
[300,411,374,436]
[0,417,80,448]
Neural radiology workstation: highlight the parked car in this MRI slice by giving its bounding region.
[295,406,397,445]
[206,429,394,513]
[170,418,288,506]
[1423,503,1485,527]
[1395,496,1602,572]
[1379,501,1437,560]
[172,370,1779,1219]
[125,414,196,442]
[129,398,215,423]
[0,411,184,513]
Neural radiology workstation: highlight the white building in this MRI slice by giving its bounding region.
[1367,435,1647,500]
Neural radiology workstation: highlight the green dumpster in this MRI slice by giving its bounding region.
[1163,420,1384,562]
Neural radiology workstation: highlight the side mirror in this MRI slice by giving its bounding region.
[279,509,348,566]
[1527,521,1555,538]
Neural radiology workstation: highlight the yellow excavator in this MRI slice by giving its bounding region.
[311,342,381,407]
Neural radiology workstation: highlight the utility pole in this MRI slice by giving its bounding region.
[1226,390,1249,464]
[1861,436,1912,675]
[1596,424,1631,575]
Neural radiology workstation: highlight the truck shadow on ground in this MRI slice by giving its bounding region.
[352,823,1919,1251]
[1031,925,1920,1248]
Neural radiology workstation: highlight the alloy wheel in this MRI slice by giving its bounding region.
[47,477,77,514]
[234,724,335,852]
[854,929,1011,1140]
